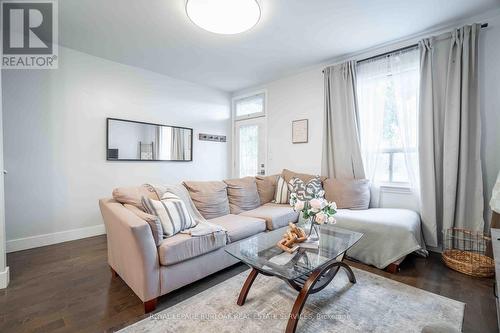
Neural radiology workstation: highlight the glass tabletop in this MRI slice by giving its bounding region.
[225,225,363,281]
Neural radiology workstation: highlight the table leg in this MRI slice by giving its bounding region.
[337,261,356,283]
[237,268,259,306]
[285,262,356,333]
[285,268,322,333]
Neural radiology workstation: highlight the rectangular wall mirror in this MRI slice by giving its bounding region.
[106,118,193,161]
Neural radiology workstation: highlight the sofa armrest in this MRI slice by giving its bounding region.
[99,198,160,301]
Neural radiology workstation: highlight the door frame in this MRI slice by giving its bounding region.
[231,89,268,178]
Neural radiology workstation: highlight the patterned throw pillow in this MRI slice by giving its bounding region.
[142,192,197,237]
[289,176,324,201]
[273,176,290,204]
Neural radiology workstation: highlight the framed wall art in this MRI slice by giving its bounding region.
[292,119,308,144]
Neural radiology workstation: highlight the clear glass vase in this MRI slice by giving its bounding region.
[307,217,320,242]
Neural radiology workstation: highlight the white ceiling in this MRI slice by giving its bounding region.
[59,0,500,92]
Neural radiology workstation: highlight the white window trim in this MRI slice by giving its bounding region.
[377,147,416,186]
[232,89,267,121]
[379,183,412,193]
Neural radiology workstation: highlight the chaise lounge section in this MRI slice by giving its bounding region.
[335,208,426,271]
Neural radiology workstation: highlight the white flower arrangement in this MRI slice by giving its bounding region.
[289,192,337,225]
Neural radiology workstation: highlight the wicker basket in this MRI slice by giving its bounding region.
[442,228,494,278]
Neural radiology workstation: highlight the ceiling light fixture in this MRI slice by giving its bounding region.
[186,0,261,35]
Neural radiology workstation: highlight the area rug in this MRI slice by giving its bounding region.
[120,267,465,333]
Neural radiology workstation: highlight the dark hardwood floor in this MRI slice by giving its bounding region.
[0,235,497,333]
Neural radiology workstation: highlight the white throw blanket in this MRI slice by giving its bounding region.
[334,208,428,269]
[150,184,227,239]
[180,221,225,236]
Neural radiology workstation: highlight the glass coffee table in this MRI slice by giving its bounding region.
[225,225,363,333]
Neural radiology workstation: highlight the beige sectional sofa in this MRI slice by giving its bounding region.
[99,169,427,313]
[99,174,298,312]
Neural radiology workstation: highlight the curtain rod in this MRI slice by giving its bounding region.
[322,23,488,72]
[357,44,418,64]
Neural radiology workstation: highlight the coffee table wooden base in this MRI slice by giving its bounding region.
[237,268,259,306]
[236,261,356,333]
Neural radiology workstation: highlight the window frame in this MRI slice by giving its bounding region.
[378,147,416,187]
[232,90,267,121]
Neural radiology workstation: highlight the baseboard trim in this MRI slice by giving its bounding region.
[0,266,10,289]
[6,224,106,253]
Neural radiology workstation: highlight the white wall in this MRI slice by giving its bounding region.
[2,46,231,249]
[263,70,324,176]
[235,12,500,221]
[232,70,325,177]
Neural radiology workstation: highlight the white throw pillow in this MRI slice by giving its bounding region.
[273,176,290,204]
[142,192,197,237]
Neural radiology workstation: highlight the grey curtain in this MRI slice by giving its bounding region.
[322,61,365,179]
[155,126,163,160]
[418,24,484,247]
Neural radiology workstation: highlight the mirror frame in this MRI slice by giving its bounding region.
[106,117,193,162]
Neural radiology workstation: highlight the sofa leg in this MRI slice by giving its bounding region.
[385,263,400,274]
[110,266,118,278]
[144,298,158,313]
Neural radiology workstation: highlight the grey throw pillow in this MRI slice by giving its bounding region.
[323,178,370,209]
[224,177,261,214]
[182,181,230,219]
[256,174,279,204]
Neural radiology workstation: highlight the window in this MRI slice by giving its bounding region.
[357,47,419,186]
[233,92,266,120]
[232,91,267,178]
[238,124,259,177]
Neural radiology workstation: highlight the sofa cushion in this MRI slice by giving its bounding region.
[112,184,158,210]
[142,192,197,237]
[282,169,327,184]
[240,203,299,230]
[323,178,370,209]
[124,204,164,246]
[255,174,279,204]
[182,181,230,219]
[224,177,261,214]
[158,232,226,266]
[209,214,266,243]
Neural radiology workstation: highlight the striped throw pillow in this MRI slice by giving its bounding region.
[273,176,290,204]
[142,192,197,237]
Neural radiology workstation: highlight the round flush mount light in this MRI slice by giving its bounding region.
[186,0,261,35]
